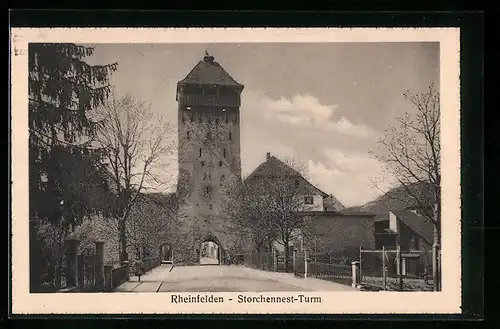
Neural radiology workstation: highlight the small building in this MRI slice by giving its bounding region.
[374,210,434,251]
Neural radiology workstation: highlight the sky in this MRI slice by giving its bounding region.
[85,42,439,207]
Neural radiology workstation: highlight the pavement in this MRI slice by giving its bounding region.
[115,264,358,292]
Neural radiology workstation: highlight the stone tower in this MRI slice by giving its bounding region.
[176,53,244,263]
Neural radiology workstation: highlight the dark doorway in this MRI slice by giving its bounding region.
[160,243,174,264]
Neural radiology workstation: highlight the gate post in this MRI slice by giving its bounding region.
[304,249,309,279]
[95,241,105,291]
[77,254,84,288]
[65,239,80,288]
[122,260,130,281]
[351,261,360,288]
[273,249,278,272]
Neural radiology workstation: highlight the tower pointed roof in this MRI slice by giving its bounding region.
[178,53,244,88]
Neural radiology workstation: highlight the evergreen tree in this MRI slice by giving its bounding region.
[28,43,117,291]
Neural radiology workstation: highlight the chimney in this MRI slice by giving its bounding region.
[266,152,271,161]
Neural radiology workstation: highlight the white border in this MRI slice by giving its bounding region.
[11,28,461,314]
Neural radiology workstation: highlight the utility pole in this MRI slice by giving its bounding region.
[397,245,403,291]
[382,246,387,291]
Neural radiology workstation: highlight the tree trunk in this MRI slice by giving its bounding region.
[284,237,290,273]
[256,242,262,268]
[119,219,127,262]
[432,202,441,291]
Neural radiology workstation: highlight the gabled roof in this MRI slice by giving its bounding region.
[393,210,435,246]
[178,55,243,87]
[245,156,302,182]
[244,155,346,209]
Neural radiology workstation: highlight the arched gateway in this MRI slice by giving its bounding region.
[174,52,244,265]
[199,234,225,265]
[159,243,174,264]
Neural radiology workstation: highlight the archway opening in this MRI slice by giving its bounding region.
[159,243,174,264]
[199,236,224,266]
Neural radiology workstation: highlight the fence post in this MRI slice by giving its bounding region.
[351,261,360,288]
[65,239,80,288]
[122,261,130,281]
[273,249,278,272]
[382,246,387,291]
[95,241,105,291]
[104,265,113,291]
[77,254,84,288]
[304,249,309,279]
[359,246,362,283]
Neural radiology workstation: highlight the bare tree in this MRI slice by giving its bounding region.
[126,193,179,259]
[95,93,176,262]
[222,180,277,260]
[370,84,441,291]
[233,156,314,270]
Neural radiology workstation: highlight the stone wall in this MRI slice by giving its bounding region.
[302,212,376,257]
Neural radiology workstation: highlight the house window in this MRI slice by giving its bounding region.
[229,132,232,140]
[199,148,202,157]
[304,196,314,205]
[295,179,299,188]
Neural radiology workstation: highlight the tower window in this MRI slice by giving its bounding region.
[201,161,205,167]
[206,185,211,194]
[223,149,226,158]
[199,148,202,157]
[219,161,223,167]
[209,204,213,210]
[203,172,207,180]
[187,131,190,140]
[229,132,232,140]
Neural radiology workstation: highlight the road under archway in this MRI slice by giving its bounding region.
[199,234,225,265]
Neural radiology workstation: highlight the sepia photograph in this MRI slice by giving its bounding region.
[11,28,461,314]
